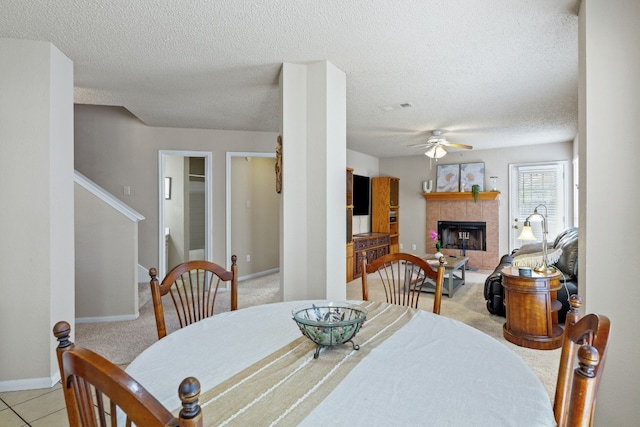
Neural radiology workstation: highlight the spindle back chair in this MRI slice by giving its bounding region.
[149,256,237,339]
[553,295,611,426]
[53,321,203,427]
[361,252,445,313]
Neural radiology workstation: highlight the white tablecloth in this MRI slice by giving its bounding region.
[126,300,554,426]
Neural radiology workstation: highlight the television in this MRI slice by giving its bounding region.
[353,174,370,216]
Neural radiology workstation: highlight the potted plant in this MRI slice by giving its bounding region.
[472,184,481,202]
[429,229,444,259]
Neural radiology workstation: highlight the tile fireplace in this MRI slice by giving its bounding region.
[423,192,500,270]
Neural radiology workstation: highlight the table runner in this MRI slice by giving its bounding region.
[187,301,418,426]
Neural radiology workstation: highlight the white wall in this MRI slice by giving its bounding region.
[580,0,640,423]
[0,39,74,391]
[346,149,379,235]
[75,184,140,321]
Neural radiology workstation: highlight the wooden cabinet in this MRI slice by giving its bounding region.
[346,168,354,282]
[501,267,563,350]
[371,177,399,253]
[346,240,354,282]
[353,233,390,278]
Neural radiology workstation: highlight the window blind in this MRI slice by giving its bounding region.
[517,164,562,240]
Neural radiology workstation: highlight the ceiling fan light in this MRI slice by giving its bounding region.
[425,145,447,158]
[427,136,447,144]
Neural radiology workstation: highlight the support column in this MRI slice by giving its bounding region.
[579,0,640,423]
[279,61,346,301]
[0,39,74,391]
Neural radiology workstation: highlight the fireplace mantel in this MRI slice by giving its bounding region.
[423,191,500,201]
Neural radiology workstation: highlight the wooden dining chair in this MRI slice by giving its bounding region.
[52,321,203,427]
[361,252,446,313]
[553,295,611,427]
[149,256,238,339]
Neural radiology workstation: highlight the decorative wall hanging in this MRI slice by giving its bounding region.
[275,135,282,193]
[436,164,460,192]
[460,162,485,192]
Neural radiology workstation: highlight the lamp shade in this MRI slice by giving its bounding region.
[517,224,536,241]
[425,145,447,159]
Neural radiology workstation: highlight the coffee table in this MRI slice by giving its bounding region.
[422,255,469,298]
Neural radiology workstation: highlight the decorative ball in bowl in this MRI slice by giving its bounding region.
[292,303,367,359]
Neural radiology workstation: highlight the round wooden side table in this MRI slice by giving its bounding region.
[501,267,563,350]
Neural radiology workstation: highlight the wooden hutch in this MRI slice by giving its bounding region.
[371,176,399,254]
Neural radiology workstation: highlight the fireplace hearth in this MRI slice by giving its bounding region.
[438,221,486,252]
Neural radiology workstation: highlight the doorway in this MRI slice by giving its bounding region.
[226,152,279,279]
[158,150,212,279]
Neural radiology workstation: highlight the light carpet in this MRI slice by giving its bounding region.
[74,270,559,402]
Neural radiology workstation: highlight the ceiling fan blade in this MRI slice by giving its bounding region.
[407,142,435,148]
[441,141,473,150]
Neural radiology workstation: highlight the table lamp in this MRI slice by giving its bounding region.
[518,204,556,274]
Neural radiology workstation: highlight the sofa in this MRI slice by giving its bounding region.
[484,227,579,323]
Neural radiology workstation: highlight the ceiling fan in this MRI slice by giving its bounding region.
[409,130,473,159]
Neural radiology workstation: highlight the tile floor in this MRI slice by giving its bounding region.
[0,382,68,426]
[1,361,129,426]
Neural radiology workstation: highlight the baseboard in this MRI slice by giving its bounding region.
[0,372,60,392]
[76,312,140,324]
[238,268,279,282]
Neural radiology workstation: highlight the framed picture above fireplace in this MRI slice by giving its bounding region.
[436,164,460,192]
[460,162,485,191]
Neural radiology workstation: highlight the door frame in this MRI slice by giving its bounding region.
[158,150,213,279]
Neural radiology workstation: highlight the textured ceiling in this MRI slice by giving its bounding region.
[1,0,579,158]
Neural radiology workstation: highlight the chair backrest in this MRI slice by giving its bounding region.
[52,321,203,427]
[361,252,445,313]
[553,295,611,426]
[149,256,238,339]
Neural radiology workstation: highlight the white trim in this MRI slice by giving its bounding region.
[75,313,140,324]
[0,373,60,392]
[158,150,213,279]
[225,151,276,273]
[74,170,145,222]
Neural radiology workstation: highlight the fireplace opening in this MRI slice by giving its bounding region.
[438,221,486,252]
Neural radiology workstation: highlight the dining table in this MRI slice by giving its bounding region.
[125,300,555,426]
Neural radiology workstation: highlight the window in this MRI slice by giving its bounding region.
[509,161,568,250]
